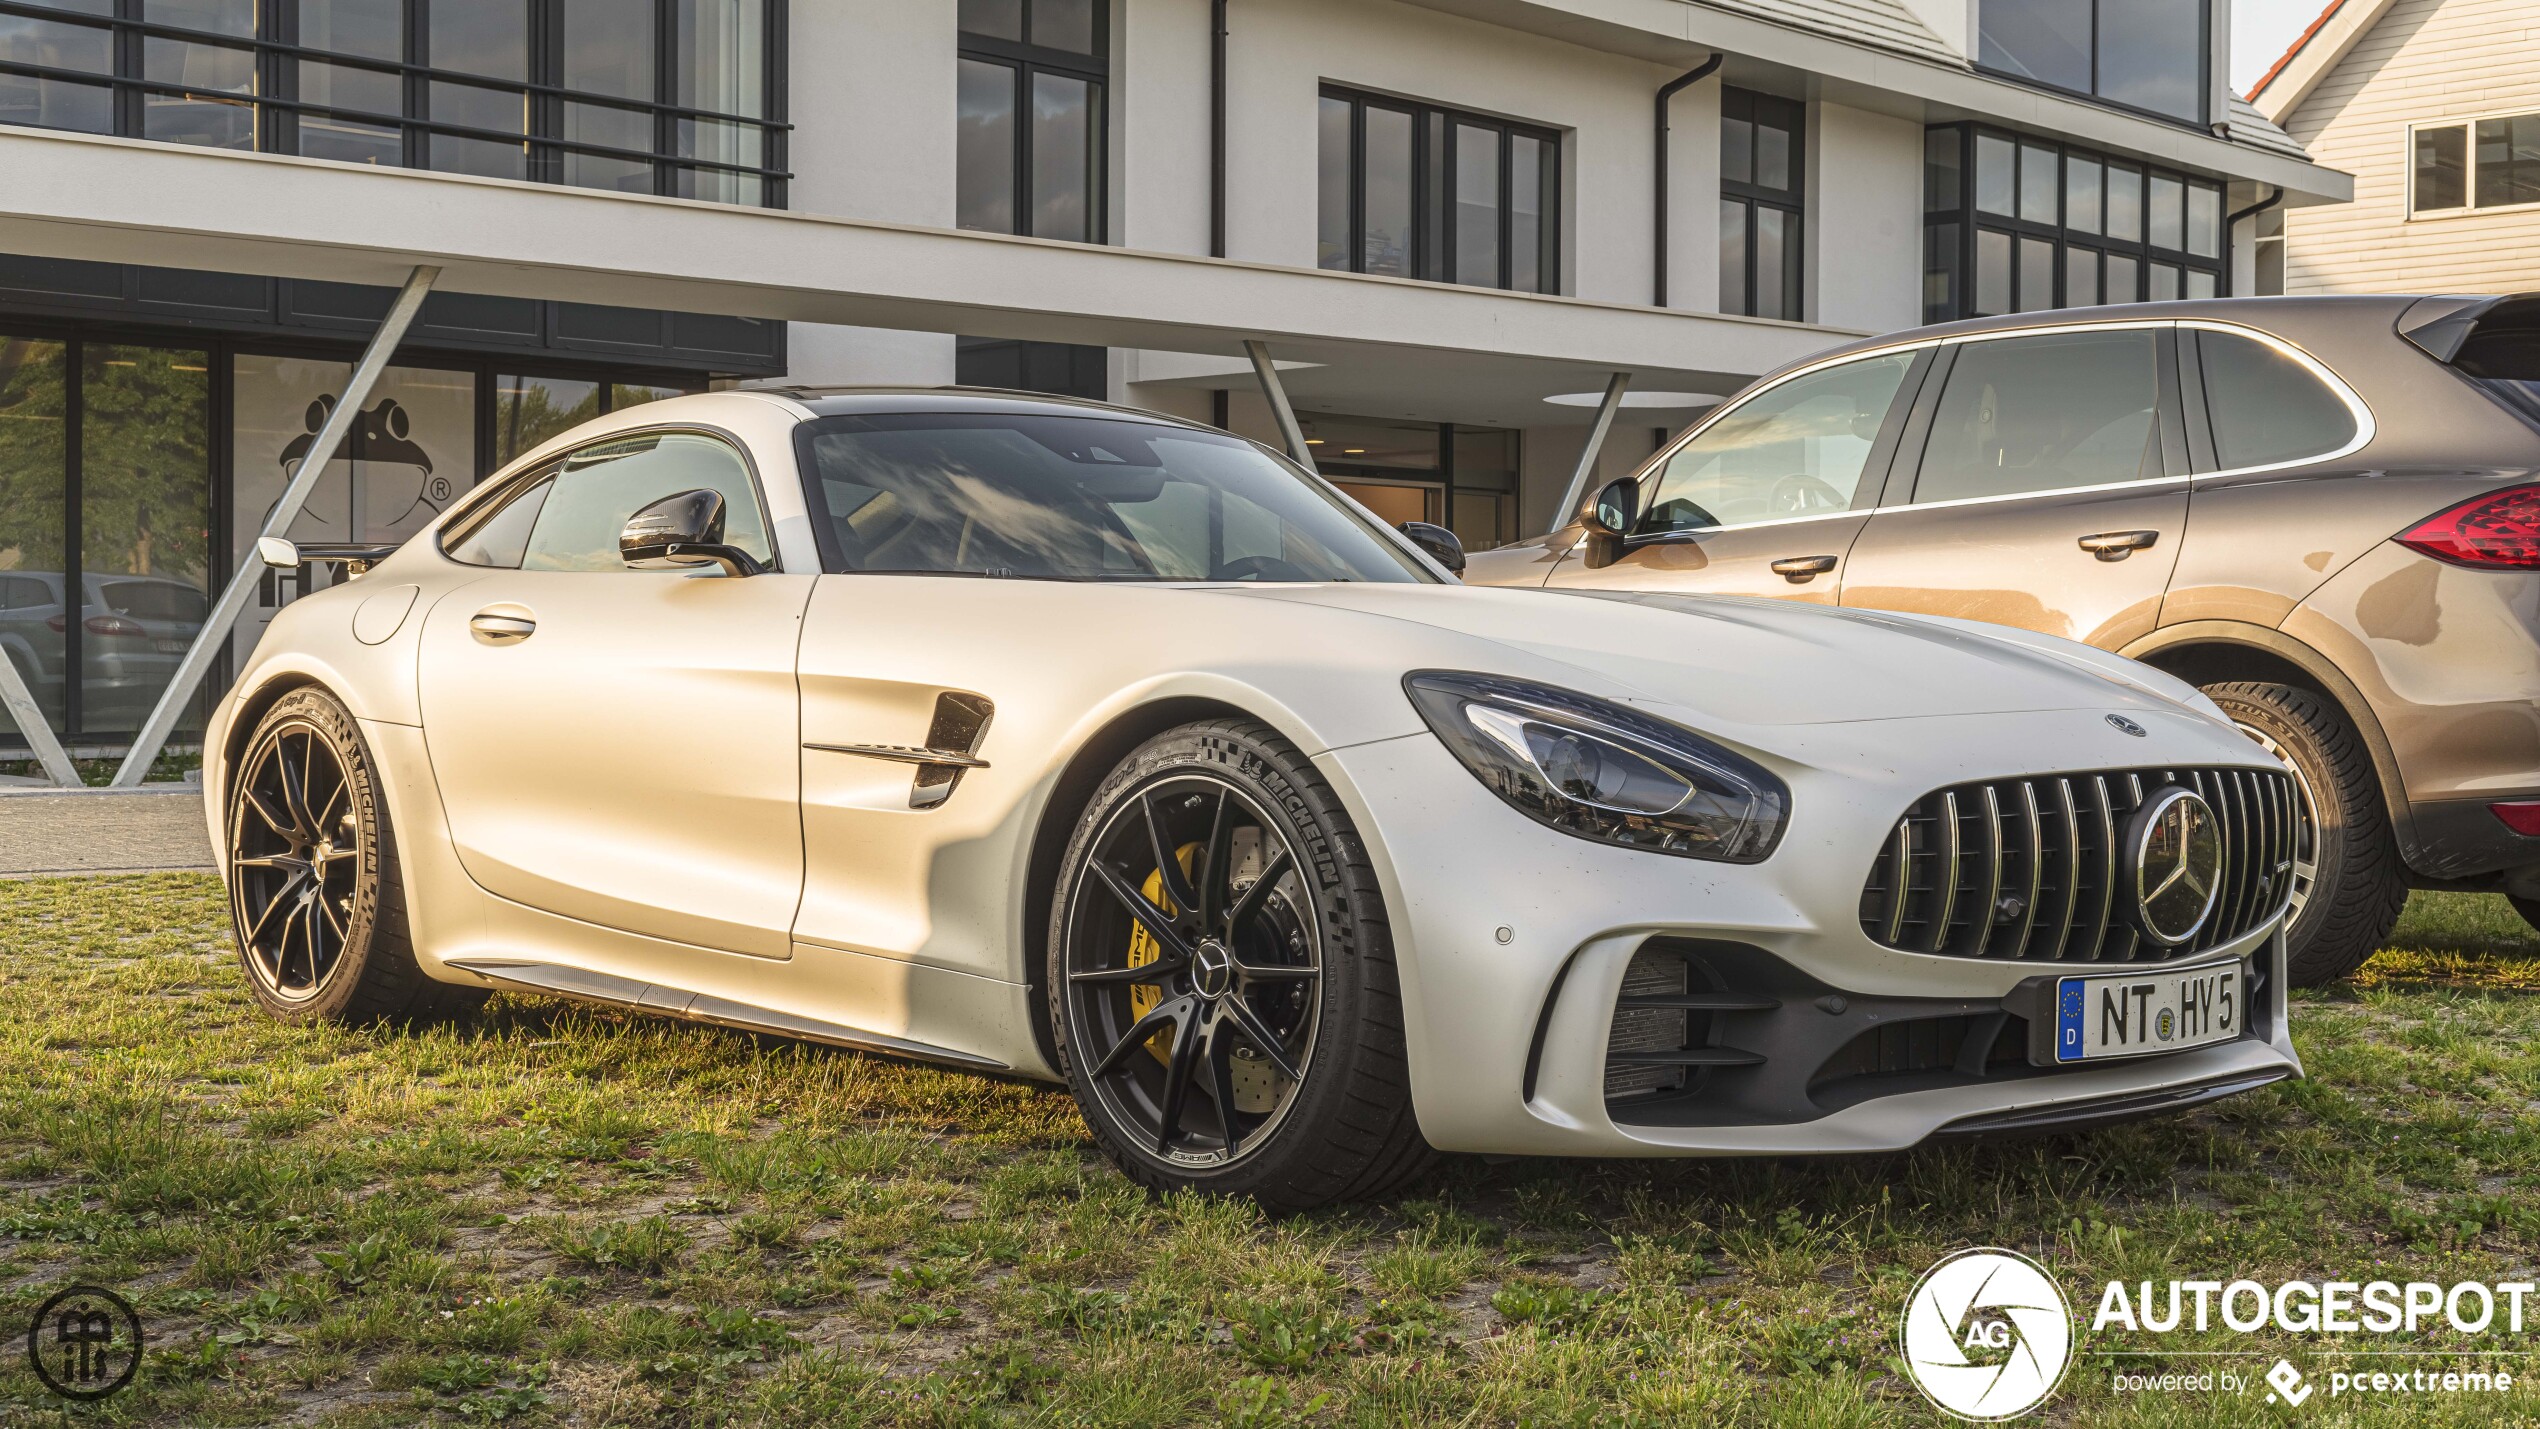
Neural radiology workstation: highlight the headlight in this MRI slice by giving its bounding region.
[1403,671,1788,862]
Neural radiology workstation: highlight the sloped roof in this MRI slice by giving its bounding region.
[2225,96,2310,159]
[1693,0,1961,66]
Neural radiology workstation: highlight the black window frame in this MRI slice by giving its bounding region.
[1718,86,1804,321]
[1316,84,1561,295]
[2410,112,2540,216]
[957,0,1109,244]
[1921,122,2225,323]
[0,0,791,206]
[1973,0,2213,129]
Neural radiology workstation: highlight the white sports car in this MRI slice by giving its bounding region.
[207,389,2301,1210]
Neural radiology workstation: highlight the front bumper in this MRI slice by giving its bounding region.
[1318,706,2304,1157]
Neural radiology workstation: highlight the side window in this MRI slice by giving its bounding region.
[1634,353,1915,535]
[1916,329,2162,504]
[442,468,558,569]
[522,432,774,574]
[2197,330,2359,471]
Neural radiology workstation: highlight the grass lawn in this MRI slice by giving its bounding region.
[2,876,2537,1426]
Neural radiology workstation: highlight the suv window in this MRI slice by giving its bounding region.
[1631,353,1915,535]
[2197,329,2358,471]
[1916,328,2162,504]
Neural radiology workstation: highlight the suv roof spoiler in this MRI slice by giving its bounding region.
[2397,292,2540,374]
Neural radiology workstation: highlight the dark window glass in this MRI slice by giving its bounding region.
[1636,355,1916,535]
[799,414,1430,583]
[2148,173,2185,251]
[443,471,556,567]
[955,58,1016,233]
[2017,236,2056,312]
[524,432,770,573]
[429,0,528,80]
[2106,163,2143,241]
[0,15,112,73]
[1318,87,1558,294]
[2065,245,2099,306]
[1923,221,1960,324]
[1919,329,2161,502]
[1719,200,1746,316]
[297,0,400,60]
[2019,142,2059,224]
[1975,133,2016,216]
[79,345,211,738]
[954,337,1104,400]
[1978,0,2092,92]
[1030,0,1094,55]
[493,375,600,468]
[2097,0,2205,123]
[2186,183,2221,257]
[2415,124,2467,211]
[2065,155,2102,234]
[1029,71,1097,241]
[1363,105,1413,277]
[564,0,655,101]
[0,337,68,740]
[2148,263,2180,301]
[1925,127,1961,211]
[1720,88,1802,318]
[2476,114,2540,209]
[1975,228,2012,315]
[2105,252,2138,302]
[674,0,765,119]
[2198,330,2355,469]
[956,0,1022,42]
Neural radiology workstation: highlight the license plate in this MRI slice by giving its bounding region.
[2052,960,2242,1063]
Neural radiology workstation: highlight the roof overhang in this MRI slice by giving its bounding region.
[2248,0,2394,125]
[0,129,1861,427]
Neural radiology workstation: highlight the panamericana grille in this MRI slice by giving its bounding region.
[1858,767,2299,964]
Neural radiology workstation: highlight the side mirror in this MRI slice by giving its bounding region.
[1397,521,1466,576]
[1579,476,1640,570]
[621,489,765,577]
[256,536,300,571]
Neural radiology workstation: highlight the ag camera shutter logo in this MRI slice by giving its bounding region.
[1902,1248,2074,1421]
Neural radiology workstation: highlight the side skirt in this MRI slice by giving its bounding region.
[445,957,1011,1072]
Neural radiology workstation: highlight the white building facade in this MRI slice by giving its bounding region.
[0,0,2346,758]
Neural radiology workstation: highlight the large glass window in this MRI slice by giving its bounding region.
[0,0,787,205]
[1294,412,1519,551]
[1316,87,1560,294]
[520,431,770,571]
[1977,0,2209,126]
[2413,113,2540,214]
[1719,87,1802,320]
[0,338,68,742]
[1924,124,2223,320]
[957,0,1106,243]
[1634,355,1916,536]
[797,413,1431,583]
[1915,329,2161,504]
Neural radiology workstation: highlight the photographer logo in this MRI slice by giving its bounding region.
[25,1283,142,1402]
[1903,1249,2073,1421]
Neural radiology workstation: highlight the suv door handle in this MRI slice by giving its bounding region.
[2078,530,2160,561]
[468,611,536,644]
[1770,555,1840,584]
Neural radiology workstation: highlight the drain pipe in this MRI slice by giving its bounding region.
[1210,0,1229,258]
[1653,53,1723,308]
[2224,185,2284,296]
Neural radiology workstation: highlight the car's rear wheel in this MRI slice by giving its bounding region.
[1049,719,1431,1211]
[227,687,484,1024]
[2511,896,2540,938]
[2203,680,2405,986]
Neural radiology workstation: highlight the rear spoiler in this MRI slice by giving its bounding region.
[2396,293,2540,376]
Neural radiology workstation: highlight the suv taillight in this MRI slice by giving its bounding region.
[2397,485,2540,569]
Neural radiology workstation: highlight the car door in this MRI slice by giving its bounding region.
[1839,323,2190,650]
[416,428,814,960]
[1546,349,1927,603]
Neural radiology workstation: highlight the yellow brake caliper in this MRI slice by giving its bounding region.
[1127,843,1203,1062]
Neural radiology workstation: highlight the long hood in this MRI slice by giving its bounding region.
[1209,583,2211,728]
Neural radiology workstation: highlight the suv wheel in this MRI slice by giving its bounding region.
[1048,718,1432,1210]
[2203,681,2405,986]
[226,687,487,1024]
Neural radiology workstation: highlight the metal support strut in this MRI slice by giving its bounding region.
[1244,340,1317,474]
[112,264,441,788]
[0,649,79,788]
[1553,371,1633,533]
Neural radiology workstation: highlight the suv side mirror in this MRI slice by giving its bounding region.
[1580,476,1640,570]
[621,489,765,577]
[1397,520,1466,576]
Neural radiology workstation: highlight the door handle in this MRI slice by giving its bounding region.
[1770,555,1840,584]
[468,611,536,644]
[2078,530,2160,562]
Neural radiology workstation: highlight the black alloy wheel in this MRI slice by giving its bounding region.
[231,712,364,1003]
[1062,773,1322,1166]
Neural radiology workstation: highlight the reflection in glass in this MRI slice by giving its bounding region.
[2148,173,2184,250]
[1755,207,1789,320]
[0,15,111,73]
[676,0,764,118]
[299,59,401,117]
[430,0,529,80]
[1454,124,1500,288]
[564,0,655,100]
[2065,155,2102,234]
[297,0,401,60]
[1316,95,1350,270]
[1923,221,1960,324]
[427,132,528,180]
[2105,163,2142,241]
[1362,106,1413,277]
[81,346,212,739]
[1511,134,1544,293]
[1722,112,1752,186]
[2017,236,2056,312]
[2020,142,2058,224]
[145,0,253,36]
[2105,253,2137,303]
[1925,128,1961,210]
[1975,228,2012,315]
[2065,246,2098,306]
[0,339,67,740]
[2476,115,2540,209]
[1921,329,2161,503]
[495,375,601,469]
[1031,0,1095,54]
[1978,0,2092,92]
[143,37,256,148]
[1719,200,1746,315]
[0,72,111,133]
[956,58,1015,233]
[1030,72,1097,242]
[2186,183,2221,257]
[1636,355,1916,534]
[2096,0,2204,123]
[2148,263,2180,302]
[2185,270,2216,300]
[300,113,399,165]
[2414,126,2466,211]
[957,0,1022,41]
[1975,133,2016,216]
[1756,116,1791,191]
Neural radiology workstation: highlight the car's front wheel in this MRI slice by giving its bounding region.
[2203,680,2405,987]
[226,686,485,1024]
[1048,719,1431,1211]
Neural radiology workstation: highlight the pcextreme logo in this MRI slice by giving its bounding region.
[1901,1248,2074,1421]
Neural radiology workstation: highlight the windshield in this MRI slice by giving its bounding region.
[797,413,1432,582]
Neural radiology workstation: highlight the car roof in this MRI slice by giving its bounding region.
[745,384,1226,433]
[1796,294,2432,369]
